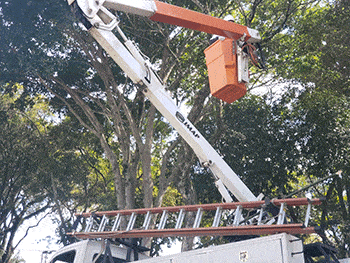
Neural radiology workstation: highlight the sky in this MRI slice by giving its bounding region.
[14,215,61,263]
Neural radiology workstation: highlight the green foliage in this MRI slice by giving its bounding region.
[0,84,104,260]
[194,94,298,198]
[294,90,350,174]
[1,0,349,258]
[291,90,350,257]
[269,0,349,95]
[0,85,52,262]
[0,0,73,84]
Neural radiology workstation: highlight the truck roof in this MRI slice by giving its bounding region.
[49,240,149,263]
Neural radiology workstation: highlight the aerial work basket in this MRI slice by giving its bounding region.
[204,38,247,104]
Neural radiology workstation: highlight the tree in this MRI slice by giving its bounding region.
[263,0,350,255]
[2,0,341,256]
[292,90,350,257]
[268,0,349,94]
[212,94,301,197]
[0,84,95,262]
[0,85,52,262]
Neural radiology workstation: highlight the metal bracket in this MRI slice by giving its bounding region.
[77,0,105,18]
[77,0,119,31]
[237,45,249,83]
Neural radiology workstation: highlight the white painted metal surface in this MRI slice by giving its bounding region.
[49,240,149,263]
[75,0,157,18]
[103,0,157,17]
[139,233,305,263]
[89,28,146,84]
[237,45,250,83]
[247,28,262,43]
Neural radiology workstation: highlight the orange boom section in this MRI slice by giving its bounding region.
[150,1,251,41]
[204,38,247,103]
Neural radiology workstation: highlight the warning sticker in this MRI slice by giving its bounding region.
[239,251,248,262]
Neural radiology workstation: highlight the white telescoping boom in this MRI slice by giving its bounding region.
[67,0,262,202]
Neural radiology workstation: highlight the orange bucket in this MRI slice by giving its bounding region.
[204,38,246,103]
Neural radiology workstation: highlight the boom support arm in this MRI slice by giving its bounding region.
[72,0,261,42]
[68,0,259,202]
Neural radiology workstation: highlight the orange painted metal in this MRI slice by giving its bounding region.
[149,1,255,103]
[204,38,246,103]
[69,224,318,239]
[150,1,251,41]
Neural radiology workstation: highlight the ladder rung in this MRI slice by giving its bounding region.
[158,210,168,230]
[85,215,94,232]
[304,203,312,227]
[126,212,137,231]
[212,207,222,227]
[142,211,152,230]
[193,208,203,228]
[257,208,264,226]
[98,215,109,232]
[233,205,242,226]
[277,203,286,225]
[111,214,121,231]
[175,209,185,229]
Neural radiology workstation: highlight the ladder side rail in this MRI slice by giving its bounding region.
[70,224,318,240]
[271,197,324,206]
[77,202,259,218]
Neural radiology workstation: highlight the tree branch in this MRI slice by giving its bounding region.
[13,211,51,250]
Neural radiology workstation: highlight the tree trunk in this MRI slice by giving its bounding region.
[99,134,126,209]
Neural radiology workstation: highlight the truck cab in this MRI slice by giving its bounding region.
[49,240,149,263]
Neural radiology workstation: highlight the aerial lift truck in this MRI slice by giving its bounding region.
[48,0,348,262]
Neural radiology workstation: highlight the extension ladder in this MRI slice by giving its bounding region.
[68,197,323,240]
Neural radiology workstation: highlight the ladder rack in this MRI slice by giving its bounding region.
[68,198,323,240]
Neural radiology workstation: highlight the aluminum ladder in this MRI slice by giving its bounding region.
[68,197,323,240]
